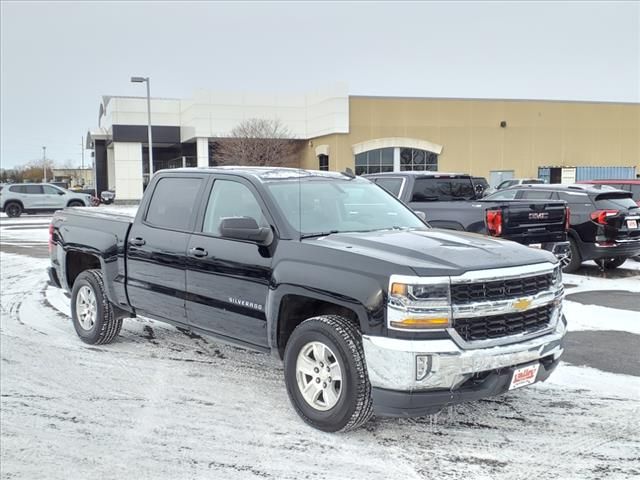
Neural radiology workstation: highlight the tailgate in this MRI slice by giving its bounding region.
[501,201,567,244]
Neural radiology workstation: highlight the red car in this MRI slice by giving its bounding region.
[577,179,640,206]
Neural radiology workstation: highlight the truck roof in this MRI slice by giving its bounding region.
[365,171,469,177]
[160,166,352,182]
[503,183,630,195]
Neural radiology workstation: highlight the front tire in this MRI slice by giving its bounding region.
[67,200,84,208]
[70,269,122,344]
[284,315,373,432]
[562,237,582,273]
[4,202,22,218]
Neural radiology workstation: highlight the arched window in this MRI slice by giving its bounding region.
[399,148,438,172]
[354,147,438,175]
[355,148,394,175]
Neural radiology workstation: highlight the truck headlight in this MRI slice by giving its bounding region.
[387,278,451,330]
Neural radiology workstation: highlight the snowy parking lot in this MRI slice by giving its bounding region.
[1,211,639,480]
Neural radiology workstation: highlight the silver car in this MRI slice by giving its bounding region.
[0,183,92,217]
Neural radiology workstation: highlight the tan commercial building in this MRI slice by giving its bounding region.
[88,85,638,200]
[301,96,639,185]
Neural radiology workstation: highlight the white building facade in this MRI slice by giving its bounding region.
[87,84,349,200]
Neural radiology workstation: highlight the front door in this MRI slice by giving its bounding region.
[42,185,66,209]
[186,177,273,348]
[126,175,206,326]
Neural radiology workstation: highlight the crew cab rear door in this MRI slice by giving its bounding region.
[185,176,272,349]
[126,175,207,326]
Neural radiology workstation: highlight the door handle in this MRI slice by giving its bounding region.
[130,237,146,247]
[189,247,208,258]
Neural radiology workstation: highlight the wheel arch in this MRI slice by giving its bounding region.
[268,287,372,360]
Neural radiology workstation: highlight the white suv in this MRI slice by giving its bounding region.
[0,183,92,217]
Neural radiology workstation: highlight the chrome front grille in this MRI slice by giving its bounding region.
[450,273,553,304]
[453,304,554,342]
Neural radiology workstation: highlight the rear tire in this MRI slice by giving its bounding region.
[602,257,626,270]
[70,269,122,345]
[562,237,582,273]
[283,315,373,432]
[4,202,22,218]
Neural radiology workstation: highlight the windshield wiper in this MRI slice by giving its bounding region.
[299,230,340,239]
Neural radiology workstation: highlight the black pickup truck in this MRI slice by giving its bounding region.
[365,172,571,268]
[49,167,566,432]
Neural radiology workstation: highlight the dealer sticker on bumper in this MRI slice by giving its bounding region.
[509,363,540,390]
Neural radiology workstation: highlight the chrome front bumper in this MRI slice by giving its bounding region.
[362,315,566,392]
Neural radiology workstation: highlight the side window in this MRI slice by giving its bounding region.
[374,178,404,197]
[557,192,590,206]
[9,185,26,194]
[488,189,518,200]
[202,180,267,235]
[497,180,513,189]
[43,185,61,194]
[145,177,203,230]
[24,185,44,194]
[519,189,553,200]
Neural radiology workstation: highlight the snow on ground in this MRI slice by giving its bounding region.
[563,301,640,334]
[1,251,639,480]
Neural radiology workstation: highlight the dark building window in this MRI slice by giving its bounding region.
[400,148,438,171]
[355,148,394,175]
[318,154,329,171]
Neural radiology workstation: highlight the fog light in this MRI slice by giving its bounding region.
[416,355,432,381]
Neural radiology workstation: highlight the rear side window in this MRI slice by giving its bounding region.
[145,177,203,230]
[374,177,404,197]
[557,192,590,206]
[519,190,553,200]
[9,185,25,193]
[412,178,475,201]
[594,193,638,210]
[24,185,44,194]
[486,189,518,200]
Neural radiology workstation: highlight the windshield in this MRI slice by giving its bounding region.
[265,178,426,236]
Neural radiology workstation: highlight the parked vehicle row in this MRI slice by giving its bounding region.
[0,183,93,217]
[486,183,640,272]
[49,167,567,432]
[365,172,571,267]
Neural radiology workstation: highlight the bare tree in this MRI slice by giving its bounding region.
[215,118,301,167]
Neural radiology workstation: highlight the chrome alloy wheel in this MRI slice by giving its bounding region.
[75,285,97,330]
[296,341,343,411]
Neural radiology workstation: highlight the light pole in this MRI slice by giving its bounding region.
[131,76,153,183]
[42,146,47,182]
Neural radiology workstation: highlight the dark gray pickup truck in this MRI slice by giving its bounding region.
[49,167,566,432]
[366,172,571,268]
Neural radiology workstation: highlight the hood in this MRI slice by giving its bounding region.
[307,228,556,277]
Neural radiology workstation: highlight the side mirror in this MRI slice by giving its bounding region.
[414,210,427,222]
[58,191,65,195]
[220,217,272,244]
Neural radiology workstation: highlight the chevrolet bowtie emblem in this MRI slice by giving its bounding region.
[513,298,532,311]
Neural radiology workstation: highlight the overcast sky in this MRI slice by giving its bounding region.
[1,1,638,169]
